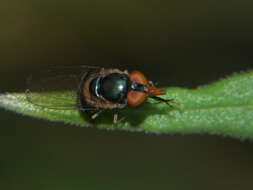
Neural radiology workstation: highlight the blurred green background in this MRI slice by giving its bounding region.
[1,0,253,189]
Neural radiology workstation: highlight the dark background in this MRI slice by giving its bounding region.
[1,0,253,189]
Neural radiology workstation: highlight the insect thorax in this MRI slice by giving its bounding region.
[78,68,129,113]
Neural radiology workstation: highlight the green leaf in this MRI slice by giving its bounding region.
[0,72,253,139]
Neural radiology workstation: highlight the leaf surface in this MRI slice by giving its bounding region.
[1,72,253,139]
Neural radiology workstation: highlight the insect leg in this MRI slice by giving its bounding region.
[113,113,118,124]
[91,110,103,119]
[148,80,159,86]
[150,96,174,107]
[113,112,126,124]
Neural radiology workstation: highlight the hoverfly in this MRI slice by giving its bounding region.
[26,65,173,123]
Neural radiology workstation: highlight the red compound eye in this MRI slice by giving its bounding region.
[127,71,148,107]
[129,70,148,85]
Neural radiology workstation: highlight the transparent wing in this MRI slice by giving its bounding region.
[25,65,101,110]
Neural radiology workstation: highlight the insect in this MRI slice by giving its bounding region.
[26,65,173,123]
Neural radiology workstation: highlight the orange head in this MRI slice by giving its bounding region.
[127,70,168,108]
